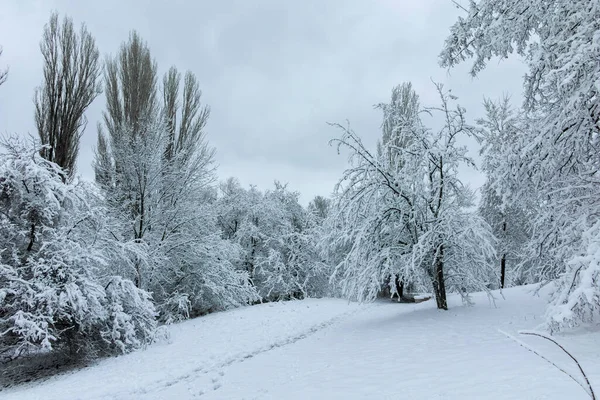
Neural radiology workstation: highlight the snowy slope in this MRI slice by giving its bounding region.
[2,286,599,399]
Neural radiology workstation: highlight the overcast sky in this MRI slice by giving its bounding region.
[0,0,526,205]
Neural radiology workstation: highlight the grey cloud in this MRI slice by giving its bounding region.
[0,0,526,205]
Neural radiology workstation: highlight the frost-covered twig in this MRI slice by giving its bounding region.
[519,330,596,400]
[498,329,595,399]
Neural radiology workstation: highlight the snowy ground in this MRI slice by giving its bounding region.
[2,285,599,399]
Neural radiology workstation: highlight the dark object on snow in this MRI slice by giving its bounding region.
[391,275,431,303]
[379,274,431,303]
[394,295,432,304]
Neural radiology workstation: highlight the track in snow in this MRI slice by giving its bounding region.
[3,287,599,400]
[129,305,370,399]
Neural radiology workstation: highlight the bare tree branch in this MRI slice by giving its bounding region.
[34,13,101,182]
[0,46,7,86]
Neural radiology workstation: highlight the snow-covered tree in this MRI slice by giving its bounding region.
[441,0,600,330]
[325,82,496,309]
[255,183,330,300]
[478,182,530,287]
[0,137,156,361]
[94,33,254,321]
[216,180,329,301]
[308,195,331,224]
[34,12,101,181]
[477,97,534,287]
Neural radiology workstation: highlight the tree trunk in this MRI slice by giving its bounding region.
[394,275,404,298]
[432,245,448,310]
[27,223,36,251]
[500,253,506,289]
[500,221,507,289]
[134,260,142,289]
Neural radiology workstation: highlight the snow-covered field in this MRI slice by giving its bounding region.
[2,285,599,399]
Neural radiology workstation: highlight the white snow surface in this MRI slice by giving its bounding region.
[2,285,599,399]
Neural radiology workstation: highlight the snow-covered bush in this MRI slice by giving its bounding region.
[101,276,157,352]
[546,222,600,333]
[0,137,156,361]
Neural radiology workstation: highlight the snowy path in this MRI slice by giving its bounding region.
[3,286,599,399]
[1,299,365,400]
[196,288,598,400]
